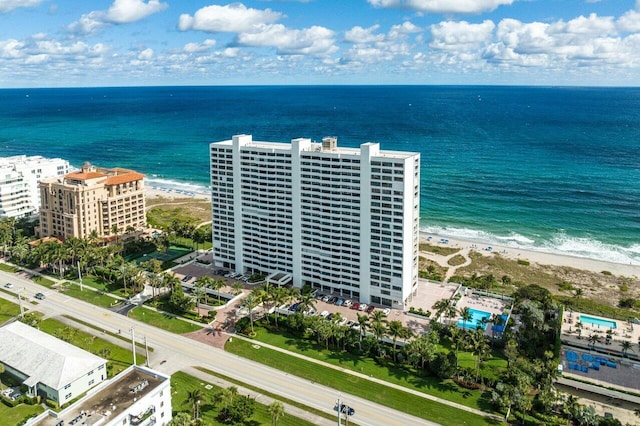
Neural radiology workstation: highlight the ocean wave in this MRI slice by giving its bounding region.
[146,177,210,195]
[420,225,640,266]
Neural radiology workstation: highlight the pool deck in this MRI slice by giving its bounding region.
[561,311,640,358]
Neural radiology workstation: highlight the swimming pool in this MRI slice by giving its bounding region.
[580,315,617,329]
[457,308,491,330]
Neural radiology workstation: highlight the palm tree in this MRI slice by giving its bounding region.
[216,386,238,410]
[192,282,207,317]
[588,334,601,350]
[459,306,473,330]
[268,401,285,425]
[162,272,181,294]
[387,320,406,362]
[212,278,226,304]
[406,330,439,370]
[356,313,369,350]
[468,328,489,382]
[297,291,316,315]
[432,298,452,322]
[243,294,260,335]
[621,340,633,358]
[370,321,388,356]
[182,388,204,421]
[232,280,243,295]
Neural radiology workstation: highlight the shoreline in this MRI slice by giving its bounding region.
[420,232,640,278]
[142,186,639,279]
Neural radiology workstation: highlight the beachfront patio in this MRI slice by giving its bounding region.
[561,310,640,359]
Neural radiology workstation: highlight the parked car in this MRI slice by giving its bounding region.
[336,298,344,306]
[321,295,330,302]
[327,313,334,321]
[315,293,324,300]
[328,296,338,304]
[351,302,360,310]
[319,310,329,318]
[35,292,46,300]
[4,282,13,289]
[289,303,299,311]
[358,303,368,311]
[366,305,375,313]
[382,308,391,316]
[305,308,317,316]
[343,299,353,308]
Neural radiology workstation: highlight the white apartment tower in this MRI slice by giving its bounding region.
[210,135,420,308]
[0,155,70,218]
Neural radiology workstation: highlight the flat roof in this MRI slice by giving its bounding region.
[0,322,106,390]
[34,367,168,426]
[211,139,418,159]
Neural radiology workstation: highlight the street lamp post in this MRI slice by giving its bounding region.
[336,394,341,426]
[130,327,137,365]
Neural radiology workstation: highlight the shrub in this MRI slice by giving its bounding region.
[601,270,612,276]
[557,281,574,292]
[45,398,59,410]
[517,259,530,266]
[618,298,638,309]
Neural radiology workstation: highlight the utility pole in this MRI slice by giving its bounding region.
[77,260,83,291]
[336,394,341,426]
[144,335,150,367]
[17,288,25,318]
[130,327,137,365]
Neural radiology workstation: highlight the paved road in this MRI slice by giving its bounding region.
[0,270,439,426]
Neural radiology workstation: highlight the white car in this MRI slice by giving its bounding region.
[4,282,13,289]
[343,299,353,308]
[382,308,391,316]
[358,303,368,311]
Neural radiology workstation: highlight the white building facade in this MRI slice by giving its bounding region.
[0,155,70,218]
[210,135,420,308]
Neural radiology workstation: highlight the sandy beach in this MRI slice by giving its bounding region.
[421,232,640,278]
[143,184,639,279]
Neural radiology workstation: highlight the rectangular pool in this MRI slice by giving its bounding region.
[580,314,616,329]
[457,308,491,330]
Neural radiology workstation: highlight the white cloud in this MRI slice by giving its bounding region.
[183,39,217,53]
[617,10,640,32]
[68,0,168,36]
[344,25,385,43]
[367,0,515,14]
[137,47,153,60]
[178,4,282,33]
[104,0,168,24]
[430,20,495,50]
[0,0,42,13]
[235,24,337,56]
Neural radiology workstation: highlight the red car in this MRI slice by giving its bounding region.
[351,302,360,310]
[366,304,375,313]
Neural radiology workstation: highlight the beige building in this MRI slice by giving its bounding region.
[38,162,146,240]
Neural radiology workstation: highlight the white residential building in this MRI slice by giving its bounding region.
[0,155,70,218]
[210,134,420,308]
[0,321,107,404]
[27,366,172,426]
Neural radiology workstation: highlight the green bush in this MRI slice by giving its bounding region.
[601,270,612,276]
[45,398,59,410]
[517,259,530,266]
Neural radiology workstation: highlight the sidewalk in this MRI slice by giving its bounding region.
[230,333,502,422]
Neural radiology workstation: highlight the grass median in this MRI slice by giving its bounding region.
[226,338,498,426]
[60,282,120,308]
[128,306,202,334]
[0,402,43,426]
[171,371,316,426]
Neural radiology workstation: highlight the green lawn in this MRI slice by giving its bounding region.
[128,306,202,334]
[39,318,144,376]
[0,401,43,426]
[226,338,497,426]
[0,263,19,273]
[59,283,120,308]
[31,275,56,288]
[0,297,20,323]
[171,371,316,426]
[248,327,505,409]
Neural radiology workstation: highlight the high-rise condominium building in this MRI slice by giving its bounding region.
[38,162,146,240]
[0,155,70,218]
[210,135,420,308]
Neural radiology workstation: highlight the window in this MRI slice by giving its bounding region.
[88,379,94,386]
[64,384,71,390]
[65,393,72,399]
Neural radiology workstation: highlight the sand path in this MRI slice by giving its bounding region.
[420,248,472,282]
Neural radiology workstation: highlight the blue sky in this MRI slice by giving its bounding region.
[1,0,640,87]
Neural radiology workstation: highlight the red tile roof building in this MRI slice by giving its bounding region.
[38,162,146,240]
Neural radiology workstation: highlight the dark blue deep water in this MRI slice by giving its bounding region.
[1,86,639,264]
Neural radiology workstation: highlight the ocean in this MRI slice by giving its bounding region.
[1,86,639,265]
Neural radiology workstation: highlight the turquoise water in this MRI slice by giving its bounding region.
[1,86,639,264]
[457,308,491,330]
[580,315,617,329]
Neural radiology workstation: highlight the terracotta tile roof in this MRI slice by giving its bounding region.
[105,171,145,186]
[66,171,106,180]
